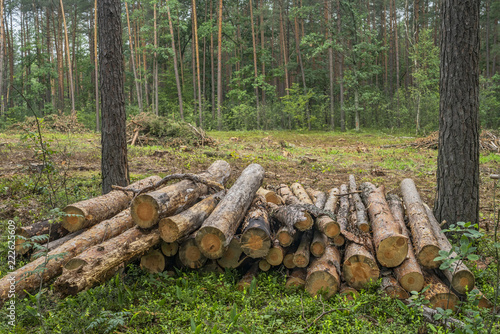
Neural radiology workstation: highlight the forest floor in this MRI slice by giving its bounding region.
[0,130,499,333]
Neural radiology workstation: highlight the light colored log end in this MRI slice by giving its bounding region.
[180,240,206,269]
[62,206,85,232]
[140,249,166,273]
[399,272,425,293]
[241,228,271,258]
[258,259,271,272]
[376,235,409,268]
[343,255,380,290]
[294,212,314,231]
[131,194,160,228]
[333,234,345,247]
[158,218,180,243]
[452,271,475,295]
[310,242,325,258]
[161,241,179,257]
[277,230,293,247]
[195,226,226,259]
[417,245,442,269]
[305,271,339,298]
[283,253,296,269]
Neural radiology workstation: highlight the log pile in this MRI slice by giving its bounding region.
[2,162,492,314]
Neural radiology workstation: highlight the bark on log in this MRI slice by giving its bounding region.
[343,242,380,290]
[258,259,271,272]
[387,194,424,293]
[337,185,349,237]
[217,236,243,269]
[64,175,162,232]
[161,241,179,257]
[266,240,285,266]
[236,262,259,291]
[0,209,135,302]
[423,203,475,295]
[241,197,272,258]
[131,160,230,228]
[272,204,313,232]
[196,163,264,259]
[422,270,459,311]
[400,179,441,269]
[339,284,359,301]
[55,226,161,296]
[293,231,313,268]
[380,276,410,299]
[310,230,328,257]
[16,219,69,255]
[315,188,340,238]
[285,268,307,289]
[30,230,85,261]
[158,193,221,242]
[305,188,327,209]
[305,244,341,298]
[349,175,370,232]
[140,249,165,274]
[277,184,301,205]
[360,182,408,268]
[179,236,207,269]
[256,187,282,205]
[290,183,314,205]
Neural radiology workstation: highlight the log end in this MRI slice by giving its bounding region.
[64,258,88,271]
[62,206,85,232]
[293,254,309,268]
[195,226,226,259]
[323,221,340,238]
[180,241,207,269]
[258,259,271,272]
[241,228,271,258]
[339,285,359,301]
[277,230,293,247]
[376,235,409,268]
[428,292,459,311]
[399,272,425,293]
[294,212,314,231]
[310,242,325,258]
[283,253,296,269]
[358,222,370,233]
[417,245,442,269]
[161,241,179,257]
[217,237,243,269]
[343,255,380,290]
[285,277,306,289]
[140,249,166,273]
[452,271,475,295]
[131,194,160,229]
[305,271,339,299]
[158,218,180,243]
[266,247,284,266]
[265,193,282,205]
[333,234,345,247]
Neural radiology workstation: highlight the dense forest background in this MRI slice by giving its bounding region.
[0,0,498,132]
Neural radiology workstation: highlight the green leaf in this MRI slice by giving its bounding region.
[467,254,479,261]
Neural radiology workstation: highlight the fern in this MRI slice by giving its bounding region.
[87,311,131,334]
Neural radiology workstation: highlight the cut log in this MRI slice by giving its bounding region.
[272,204,313,232]
[473,287,493,309]
[158,193,221,242]
[290,183,314,205]
[277,184,302,205]
[305,187,327,209]
[140,249,166,274]
[349,175,370,232]
[314,188,340,238]
[0,209,135,302]
[422,271,459,311]
[55,226,161,296]
[310,230,328,257]
[423,203,475,295]
[30,230,85,261]
[196,163,264,259]
[16,219,69,255]
[293,231,313,268]
[285,268,307,289]
[241,197,272,258]
[160,241,179,257]
[332,234,345,247]
[64,175,161,232]
[217,236,243,269]
[131,160,231,228]
[380,276,410,299]
[179,236,207,269]
[305,244,341,298]
[343,242,380,290]
[201,260,224,274]
[339,284,359,301]
[283,252,296,269]
[266,240,285,266]
[387,194,424,293]
[236,262,259,291]
[258,259,271,272]
[337,184,349,237]
[400,179,441,269]
[256,187,282,205]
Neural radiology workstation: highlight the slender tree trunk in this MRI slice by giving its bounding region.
[71,6,78,97]
[486,0,490,78]
[249,0,260,128]
[382,2,388,95]
[60,0,75,114]
[192,0,203,127]
[279,0,289,95]
[192,30,197,122]
[210,0,215,119]
[260,0,266,107]
[0,0,4,118]
[493,19,498,75]
[166,1,184,120]
[338,0,345,132]
[405,0,410,90]
[293,0,308,129]
[216,0,223,130]
[154,3,158,115]
[176,8,184,87]
[94,0,99,131]
[6,11,13,108]
[55,7,64,112]
[327,0,334,130]
[45,9,53,107]
[125,3,143,113]
[202,1,207,102]
[394,0,400,127]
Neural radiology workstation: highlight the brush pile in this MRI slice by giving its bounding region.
[10,114,87,133]
[411,130,500,153]
[1,160,492,313]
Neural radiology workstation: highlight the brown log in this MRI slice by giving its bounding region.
[179,236,207,269]
[473,287,493,309]
[332,234,345,247]
[285,268,307,289]
[349,175,370,232]
[293,231,312,268]
[400,179,441,269]
[272,204,313,233]
[0,209,135,302]
[131,160,230,228]
[283,252,296,269]
[290,183,314,204]
[258,259,271,272]
[305,244,341,298]
[256,187,282,205]
[339,284,359,301]
[337,184,349,236]
[158,193,221,242]
[310,230,327,257]
[16,219,69,255]
[161,240,179,257]
[380,276,410,299]
[240,197,272,258]
[422,270,459,311]
[196,163,264,259]
[140,249,165,274]
[217,236,243,269]
[360,182,408,268]
[343,242,380,290]
[315,188,340,238]
[423,203,475,295]
[237,262,259,291]
[266,240,285,266]
[30,230,85,261]
[305,188,327,209]
[277,184,301,205]
[201,260,224,274]
[55,226,161,296]
[64,175,161,232]
[387,194,424,293]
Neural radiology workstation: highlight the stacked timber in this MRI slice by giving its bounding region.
[2,165,490,313]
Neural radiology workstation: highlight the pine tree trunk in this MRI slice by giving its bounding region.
[249,0,260,127]
[166,1,184,120]
[192,0,203,127]
[153,3,158,116]
[59,0,75,114]
[337,0,345,131]
[210,0,215,119]
[0,0,4,118]
[15,220,69,255]
[216,0,223,130]
[93,0,99,131]
[348,175,369,232]
[305,188,327,209]
[125,3,143,113]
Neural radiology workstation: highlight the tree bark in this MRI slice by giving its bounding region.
[293,230,312,267]
[15,220,69,255]
[310,230,327,258]
[305,244,341,298]
[59,0,75,114]
[93,0,99,131]
[166,1,184,120]
[216,0,223,130]
[305,188,327,209]
[380,276,409,299]
[241,197,272,258]
[256,187,282,205]
[124,3,143,113]
[0,0,4,118]
[131,160,230,228]
[30,230,85,261]
[315,188,340,238]
[290,183,313,205]
[249,0,260,126]
[337,0,345,132]
[191,0,203,127]
[196,164,264,259]
[434,0,480,229]
[349,175,370,233]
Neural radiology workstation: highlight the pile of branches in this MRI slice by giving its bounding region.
[411,130,500,152]
[10,114,87,133]
[126,113,216,147]
[1,160,492,323]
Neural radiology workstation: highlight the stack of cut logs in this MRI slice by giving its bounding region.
[0,160,492,312]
